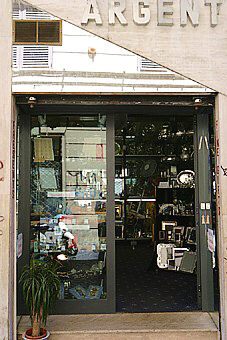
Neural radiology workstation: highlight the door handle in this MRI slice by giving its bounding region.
[198,136,209,150]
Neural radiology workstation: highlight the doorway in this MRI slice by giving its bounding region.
[114,112,215,313]
[16,94,216,315]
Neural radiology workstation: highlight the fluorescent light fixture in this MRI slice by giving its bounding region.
[115,199,156,202]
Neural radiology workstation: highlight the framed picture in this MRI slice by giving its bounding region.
[185,227,192,240]
[173,226,185,245]
[162,221,177,241]
[173,247,189,270]
[159,230,166,241]
[179,251,197,273]
[162,221,177,231]
[187,227,196,245]
[39,167,57,190]
[168,259,176,270]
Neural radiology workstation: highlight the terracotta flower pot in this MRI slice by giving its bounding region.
[22,328,50,340]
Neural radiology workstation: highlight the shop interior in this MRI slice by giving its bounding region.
[24,109,217,313]
[114,114,199,312]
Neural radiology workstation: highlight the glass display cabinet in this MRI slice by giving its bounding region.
[30,115,108,301]
[115,115,196,253]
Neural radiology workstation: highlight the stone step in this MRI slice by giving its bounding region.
[17,312,219,340]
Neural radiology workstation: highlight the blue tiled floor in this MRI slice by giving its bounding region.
[116,242,199,313]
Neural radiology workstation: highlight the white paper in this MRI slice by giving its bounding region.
[208,228,215,253]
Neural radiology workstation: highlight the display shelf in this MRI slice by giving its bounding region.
[66,184,99,187]
[115,198,156,202]
[157,187,194,190]
[115,155,194,162]
[115,237,152,241]
[66,156,107,159]
[158,214,194,217]
[115,154,194,158]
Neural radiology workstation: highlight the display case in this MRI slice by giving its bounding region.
[156,185,196,244]
[29,116,108,301]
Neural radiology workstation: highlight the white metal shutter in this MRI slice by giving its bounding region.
[12,4,20,19]
[25,6,54,20]
[22,46,52,69]
[13,3,54,69]
[138,57,165,72]
[13,2,55,19]
[12,46,19,68]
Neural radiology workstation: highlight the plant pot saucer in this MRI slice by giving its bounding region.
[22,328,50,340]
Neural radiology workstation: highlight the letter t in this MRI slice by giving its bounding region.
[205,0,223,27]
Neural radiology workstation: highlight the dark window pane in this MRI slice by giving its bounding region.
[38,21,60,43]
[14,21,36,43]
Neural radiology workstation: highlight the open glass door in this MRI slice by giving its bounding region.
[115,114,200,313]
[114,111,216,313]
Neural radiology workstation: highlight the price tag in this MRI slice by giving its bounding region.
[206,203,211,210]
[201,203,205,210]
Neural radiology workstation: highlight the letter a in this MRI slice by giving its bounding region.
[81,0,103,25]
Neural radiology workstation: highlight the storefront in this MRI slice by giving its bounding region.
[2,0,227,338]
[16,93,218,315]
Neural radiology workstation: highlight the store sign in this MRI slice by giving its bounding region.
[81,0,223,27]
[25,0,227,95]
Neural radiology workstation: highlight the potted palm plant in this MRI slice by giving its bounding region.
[19,256,61,339]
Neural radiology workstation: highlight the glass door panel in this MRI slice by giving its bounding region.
[30,114,108,301]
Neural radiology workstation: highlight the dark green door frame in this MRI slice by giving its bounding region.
[17,103,215,314]
[17,112,32,315]
[194,113,214,311]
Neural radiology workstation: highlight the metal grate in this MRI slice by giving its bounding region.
[13,45,52,69]
[25,6,53,20]
[12,46,18,68]
[12,4,20,19]
[138,57,167,72]
[13,2,53,20]
[22,46,51,68]
[13,20,62,45]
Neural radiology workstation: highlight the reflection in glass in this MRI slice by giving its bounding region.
[30,115,107,300]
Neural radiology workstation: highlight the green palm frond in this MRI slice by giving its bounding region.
[19,256,61,328]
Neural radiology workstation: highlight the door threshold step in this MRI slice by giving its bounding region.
[17,311,219,340]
